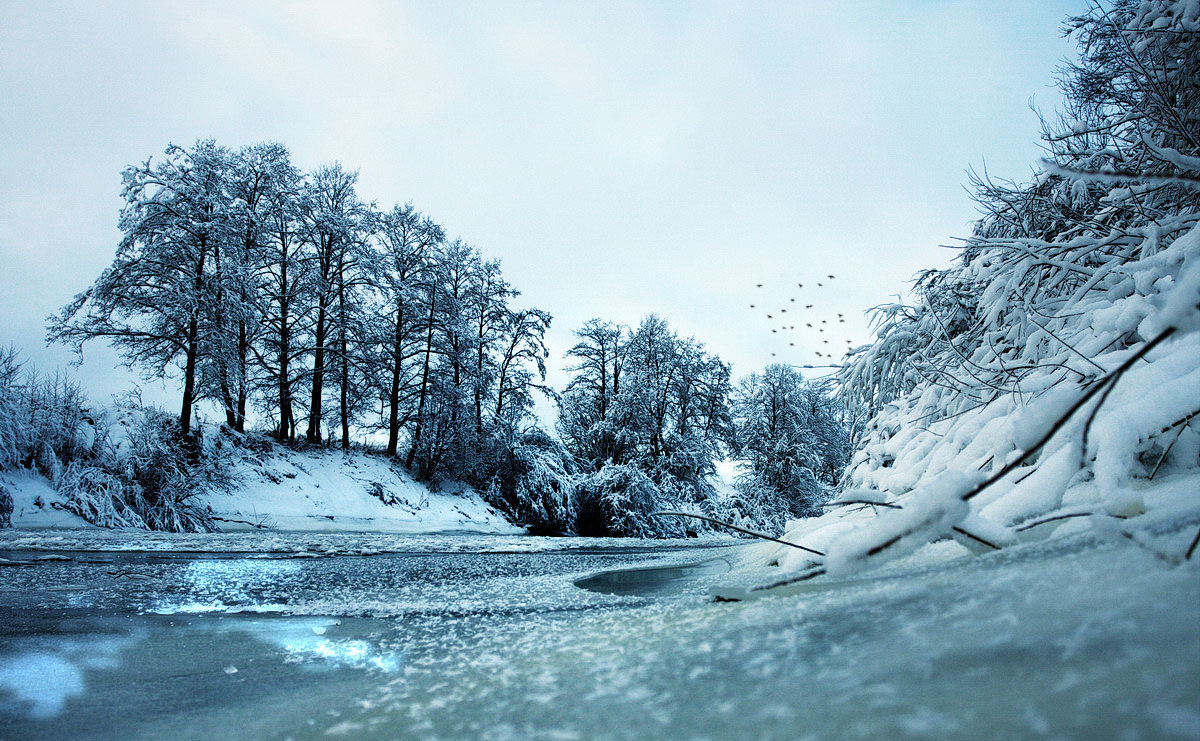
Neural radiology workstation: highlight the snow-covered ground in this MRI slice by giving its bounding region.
[197,446,518,534]
[1,446,520,535]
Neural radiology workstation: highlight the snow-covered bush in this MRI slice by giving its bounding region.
[54,462,148,529]
[0,347,94,477]
[0,358,229,532]
[705,476,798,536]
[484,427,577,534]
[574,464,685,538]
[0,483,12,528]
[55,403,223,532]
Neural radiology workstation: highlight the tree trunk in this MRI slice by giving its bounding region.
[277,258,293,442]
[235,317,249,433]
[181,319,199,437]
[307,299,327,444]
[406,292,437,470]
[386,303,404,456]
[339,329,350,450]
[180,241,207,438]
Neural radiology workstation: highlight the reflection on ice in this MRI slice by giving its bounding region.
[216,617,402,673]
[0,632,141,720]
[0,653,83,719]
[149,558,304,614]
[283,636,401,672]
[148,601,292,614]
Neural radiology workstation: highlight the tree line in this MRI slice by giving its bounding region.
[557,316,848,535]
[43,140,850,534]
[48,141,551,488]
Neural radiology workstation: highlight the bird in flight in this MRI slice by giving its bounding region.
[756,284,763,288]
[805,304,813,309]
[817,282,824,287]
[828,274,835,279]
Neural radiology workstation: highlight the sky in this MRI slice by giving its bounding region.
[0,0,1082,426]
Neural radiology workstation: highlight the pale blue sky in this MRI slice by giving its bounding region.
[0,0,1081,422]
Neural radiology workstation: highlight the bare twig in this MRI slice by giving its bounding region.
[1149,422,1187,481]
[1080,367,1123,469]
[651,511,825,557]
[1014,511,1095,532]
[951,526,1001,550]
[1028,317,1106,373]
[1013,510,1128,532]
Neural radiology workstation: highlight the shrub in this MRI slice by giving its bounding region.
[574,464,683,538]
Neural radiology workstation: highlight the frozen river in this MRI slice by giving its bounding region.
[0,530,1197,739]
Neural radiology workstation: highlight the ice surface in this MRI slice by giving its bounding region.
[0,529,1195,739]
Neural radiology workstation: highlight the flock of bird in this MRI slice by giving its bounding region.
[750,275,853,363]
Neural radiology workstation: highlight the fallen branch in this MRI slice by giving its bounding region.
[211,515,272,529]
[750,567,827,592]
[820,499,902,509]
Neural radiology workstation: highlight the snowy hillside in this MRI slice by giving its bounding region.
[2,447,519,535]
[199,447,518,534]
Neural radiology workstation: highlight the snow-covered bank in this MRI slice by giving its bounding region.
[1,445,520,536]
[197,446,517,534]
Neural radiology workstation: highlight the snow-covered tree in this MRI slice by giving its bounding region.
[49,140,237,436]
[245,143,306,442]
[732,365,849,524]
[557,315,733,535]
[373,203,445,456]
[296,164,372,445]
[763,0,1200,581]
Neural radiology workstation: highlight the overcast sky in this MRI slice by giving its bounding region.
[0,0,1080,424]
